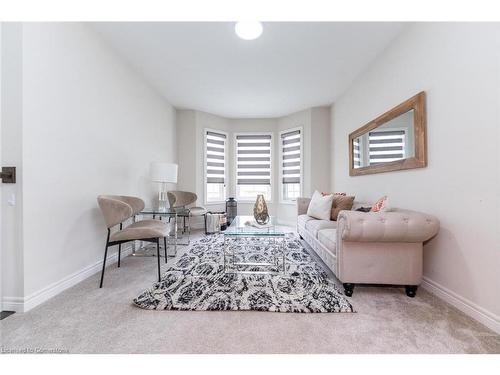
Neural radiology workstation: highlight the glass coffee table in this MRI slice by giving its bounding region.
[223,215,291,275]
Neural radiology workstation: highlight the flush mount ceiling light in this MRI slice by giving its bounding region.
[235,21,263,40]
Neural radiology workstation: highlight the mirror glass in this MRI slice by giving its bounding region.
[353,109,415,169]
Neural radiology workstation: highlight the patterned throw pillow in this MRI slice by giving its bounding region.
[371,195,389,212]
[331,195,355,221]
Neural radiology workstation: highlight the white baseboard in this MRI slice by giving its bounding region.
[421,276,500,334]
[277,220,296,228]
[2,245,133,313]
[2,296,24,312]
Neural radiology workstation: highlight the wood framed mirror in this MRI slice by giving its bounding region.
[349,91,427,176]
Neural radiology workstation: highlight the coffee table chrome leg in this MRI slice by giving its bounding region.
[223,237,227,272]
[232,240,236,272]
[174,213,178,256]
[282,238,287,273]
[274,237,278,267]
[187,214,191,245]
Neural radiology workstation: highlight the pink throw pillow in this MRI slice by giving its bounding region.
[371,196,388,212]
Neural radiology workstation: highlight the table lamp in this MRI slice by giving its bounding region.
[150,162,178,210]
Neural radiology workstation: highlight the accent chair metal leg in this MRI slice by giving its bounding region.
[117,223,123,267]
[156,239,161,282]
[131,215,137,256]
[99,230,111,288]
[164,237,168,263]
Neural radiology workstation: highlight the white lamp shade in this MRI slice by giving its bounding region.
[150,162,178,183]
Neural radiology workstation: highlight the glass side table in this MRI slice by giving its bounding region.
[132,207,190,257]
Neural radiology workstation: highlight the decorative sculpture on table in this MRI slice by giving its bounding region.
[253,194,269,225]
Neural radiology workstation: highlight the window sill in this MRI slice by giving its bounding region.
[204,201,226,206]
[237,199,273,204]
[279,200,298,205]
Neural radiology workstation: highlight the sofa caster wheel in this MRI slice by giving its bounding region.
[343,283,355,297]
[405,285,418,298]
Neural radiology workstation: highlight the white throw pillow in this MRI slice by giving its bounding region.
[380,196,393,212]
[307,191,334,220]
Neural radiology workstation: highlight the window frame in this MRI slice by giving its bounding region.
[279,126,303,204]
[203,128,228,205]
[233,131,274,203]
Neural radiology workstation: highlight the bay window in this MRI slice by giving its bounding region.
[235,133,272,201]
[280,128,302,202]
[205,130,227,203]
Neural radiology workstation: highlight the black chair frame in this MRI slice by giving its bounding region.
[99,222,168,288]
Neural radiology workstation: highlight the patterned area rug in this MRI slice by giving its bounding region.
[133,234,354,313]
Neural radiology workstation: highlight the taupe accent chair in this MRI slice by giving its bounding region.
[97,195,170,288]
[167,191,208,235]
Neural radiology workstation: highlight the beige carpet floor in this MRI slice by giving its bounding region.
[1,230,499,354]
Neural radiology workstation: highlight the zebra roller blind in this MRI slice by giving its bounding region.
[281,130,301,184]
[206,130,226,184]
[369,129,406,164]
[236,134,272,185]
[353,138,361,168]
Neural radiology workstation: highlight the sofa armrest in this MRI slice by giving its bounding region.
[337,209,440,243]
[296,197,311,216]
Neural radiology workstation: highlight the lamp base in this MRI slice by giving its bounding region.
[158,191,168,211]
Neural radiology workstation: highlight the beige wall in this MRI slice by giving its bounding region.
[330,23,500,332]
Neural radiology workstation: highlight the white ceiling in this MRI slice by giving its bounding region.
[92,22,407,118]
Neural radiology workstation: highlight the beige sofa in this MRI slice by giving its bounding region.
[297,197,439,297]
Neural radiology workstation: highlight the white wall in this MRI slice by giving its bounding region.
[2,23,177,309]
[1,23,24,303]
[310,107,331,194]
[0,23,3,310]
[176,110,197,195]
[330,23,500,331]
